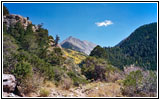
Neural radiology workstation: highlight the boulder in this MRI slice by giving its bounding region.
[3,92,19,97]
[3,74,16,92]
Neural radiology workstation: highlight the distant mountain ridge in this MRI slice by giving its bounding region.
[60,36,97,55]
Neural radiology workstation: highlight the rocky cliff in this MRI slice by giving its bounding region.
[3,14,38,32]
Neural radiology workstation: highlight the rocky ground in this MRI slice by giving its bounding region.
[27,81,123,97]
[3,74,123,97]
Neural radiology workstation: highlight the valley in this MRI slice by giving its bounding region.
[2,4,157,98]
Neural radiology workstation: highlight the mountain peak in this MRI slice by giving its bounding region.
[60,36,97,55]
[68,36,73,39]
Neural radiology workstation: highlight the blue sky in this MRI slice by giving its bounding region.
[4,3,157,47]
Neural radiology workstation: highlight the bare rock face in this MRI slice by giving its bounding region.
[3,14,38,32]
[3,74,17,93]
[60,36,97,55]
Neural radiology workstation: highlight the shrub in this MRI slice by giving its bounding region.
[3,34,19,73]
[90,45,107,58]
[60,78,73,90]
[39,88,50,97]
[140,71,157,97]
[18,73,44,95]
[67,71,88,86]
[12,61,32,80]
[122,70,143,96]
[122,70,157,97]
[46,48,65,65]
[81,57,108,81]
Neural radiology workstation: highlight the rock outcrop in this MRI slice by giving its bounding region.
[3,74,17,93]
[3,92,19,97]
[3,14,38,32]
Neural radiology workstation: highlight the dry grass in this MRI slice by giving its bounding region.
[60,78,73,90]
[85,82,123,97]
[44,81,56,88]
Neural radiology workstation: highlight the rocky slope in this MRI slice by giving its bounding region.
[60,36,97,55]
[3,14,38,32]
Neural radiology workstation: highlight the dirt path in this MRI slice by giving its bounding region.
[48,82,123,97]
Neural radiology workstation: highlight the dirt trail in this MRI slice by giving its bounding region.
[48,82,123,97]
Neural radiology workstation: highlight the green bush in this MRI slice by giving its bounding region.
[46,48,65,65]
[3,34,19,73]
[90,45,107,58]
[122,70,157,97]
[122,70,143,96]
[12,61,32,80]
[123,70,143,87]
[67,71,88,86]
[81,57,108,81]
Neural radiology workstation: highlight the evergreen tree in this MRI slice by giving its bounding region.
[55,35,60,46]
[3,5,9,16]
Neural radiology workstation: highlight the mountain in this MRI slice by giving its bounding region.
[90,22,157,70]
[60,36,97,55]
[118,22,157,70]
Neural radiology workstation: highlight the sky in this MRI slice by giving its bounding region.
[4,3,157,47]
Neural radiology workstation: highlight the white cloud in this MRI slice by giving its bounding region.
[95,20,113,27]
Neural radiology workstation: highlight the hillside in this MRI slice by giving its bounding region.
[60,36,97,55]
[117,22,157,70]
[3,6,88,97]
[90,23,157,70]
[63,49,87,64]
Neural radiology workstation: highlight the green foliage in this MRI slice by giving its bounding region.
[21,24,37,52]
[3,33,19,73]
[81,57,108,81]
[46,48,65,65]
[3,23,8,34]
[12,61,32,80]
[67,71,88,86]
[123,70,143,87]
[39,88,50,97]
[36,28,49,47]
[90,45,107,58]
[91,23,157,70]
[8,22,25,41]
[118,22,157,70]
[3,5,9,15]
[48,35,54,40]
[25,24,33,34]
[47,66,63,82]
[122,70,157,97]
[55,35,60,46]
[122,70,143,96]
[104,47,133,69]
[13,50,64,82]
